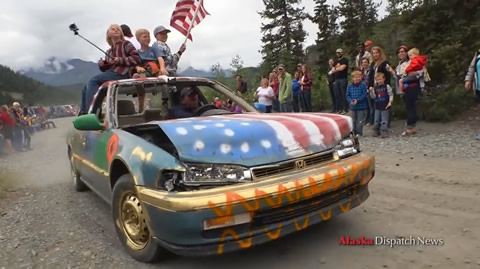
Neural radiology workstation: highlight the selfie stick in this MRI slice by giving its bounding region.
[69,23,110,58]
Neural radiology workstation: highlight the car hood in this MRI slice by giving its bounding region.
[155,113,352,167]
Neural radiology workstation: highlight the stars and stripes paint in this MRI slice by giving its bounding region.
[170,0,209,41]
[156,113,352,166]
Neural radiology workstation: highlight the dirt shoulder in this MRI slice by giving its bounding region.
[0,117,479,269]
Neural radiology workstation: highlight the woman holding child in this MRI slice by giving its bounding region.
[387,45,426,136]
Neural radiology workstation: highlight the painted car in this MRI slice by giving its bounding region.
[67,76,375,263]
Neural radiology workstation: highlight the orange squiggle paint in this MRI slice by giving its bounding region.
[263,224,283,240]
[217,229,253,255]
[293,215,310,231]
[208,192,259,217]
[339,200,352,212]
[319,208,332,221]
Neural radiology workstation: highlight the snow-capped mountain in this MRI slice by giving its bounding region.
[21,57,100,87]
[21,57,218,87]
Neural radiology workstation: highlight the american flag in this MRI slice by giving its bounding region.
[170,0,209,41]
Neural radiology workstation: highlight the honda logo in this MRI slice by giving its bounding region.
[295,160,307,170]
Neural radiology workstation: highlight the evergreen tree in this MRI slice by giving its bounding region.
[338,0,380,53]
[229,55,244,76]
[311,0,338,72]
[259,0,307,74]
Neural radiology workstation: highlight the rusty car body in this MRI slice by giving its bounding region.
[67,76,375,262]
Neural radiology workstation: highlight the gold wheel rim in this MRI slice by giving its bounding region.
[120,193,149,250]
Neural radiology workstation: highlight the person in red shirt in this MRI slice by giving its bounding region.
[399,48,428,93]
[0,105,15,153]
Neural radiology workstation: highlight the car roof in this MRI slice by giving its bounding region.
[99,76,216,89]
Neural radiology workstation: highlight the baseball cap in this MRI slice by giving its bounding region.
[277,64,285,70]
[336,48,343,53]
[153,25,171,36]
[180,87,197,98]
[364,40,373,47]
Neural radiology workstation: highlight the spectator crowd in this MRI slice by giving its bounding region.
[0,102,58,158]
[249,40,431,139]
[79,23,479,139]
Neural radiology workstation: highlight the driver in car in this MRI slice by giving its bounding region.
[172,87,200,119]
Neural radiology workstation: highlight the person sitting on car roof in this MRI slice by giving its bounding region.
[152,25,186,76]
[171,87,199,119]
[79,24,141,115]
[132,28,169,113]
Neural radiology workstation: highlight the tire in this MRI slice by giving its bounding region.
[112,174,168,263]
[69,152,88,192]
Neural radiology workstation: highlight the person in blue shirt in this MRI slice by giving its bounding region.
[132,28,168,112]
[346,70,368,136]
[292,72,301,112]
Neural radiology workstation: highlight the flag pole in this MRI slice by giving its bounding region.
[182,0,203,45]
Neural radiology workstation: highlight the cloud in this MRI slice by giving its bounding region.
[0,0,385,71]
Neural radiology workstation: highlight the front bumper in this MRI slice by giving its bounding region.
[138,153,375,256]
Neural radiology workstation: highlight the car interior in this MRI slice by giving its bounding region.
[114,83,235,127]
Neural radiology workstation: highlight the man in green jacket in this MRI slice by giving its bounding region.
[277,64,293,112]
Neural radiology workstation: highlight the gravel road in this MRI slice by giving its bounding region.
[0,116,479,269]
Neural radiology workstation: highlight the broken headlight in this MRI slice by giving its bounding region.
[333,134,360,160]
[183,164,252,186]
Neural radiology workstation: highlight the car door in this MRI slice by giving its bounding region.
[75,85,114,201]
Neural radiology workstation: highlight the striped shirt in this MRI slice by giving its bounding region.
[100,40,141,76]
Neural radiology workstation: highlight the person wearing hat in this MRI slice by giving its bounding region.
[355,43,373,68]
[120,24,141,50]
[277,64,293,112]
[331,48,349,114]
[296,63,303,77]
[152,25,186,76]
[171,87,200,119]
[365,40,373,54]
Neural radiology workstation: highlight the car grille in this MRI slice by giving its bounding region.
[251,152,334,179]
[252,184,357,226]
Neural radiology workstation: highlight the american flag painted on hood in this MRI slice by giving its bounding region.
[155,113,353,166]
[170,0,209,41]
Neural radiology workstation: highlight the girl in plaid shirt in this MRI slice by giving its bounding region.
[80,24,141,114]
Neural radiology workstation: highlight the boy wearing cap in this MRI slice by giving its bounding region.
[152,25,186,76]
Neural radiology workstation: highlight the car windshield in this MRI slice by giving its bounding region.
[113,80,256,128]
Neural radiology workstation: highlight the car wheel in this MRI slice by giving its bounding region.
[70,153,88,192]
[112,174,168,263]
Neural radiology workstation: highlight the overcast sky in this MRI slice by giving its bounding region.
[0,0,386,71]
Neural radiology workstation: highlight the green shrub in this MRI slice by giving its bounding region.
[418,85,474,122]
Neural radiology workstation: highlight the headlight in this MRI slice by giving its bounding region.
[183,164,252,186]
[334,134,360,160]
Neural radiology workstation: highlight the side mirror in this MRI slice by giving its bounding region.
[73,114,105,131]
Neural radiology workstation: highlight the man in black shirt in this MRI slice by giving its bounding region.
[236,75,248,94]
[331,48,349,114]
